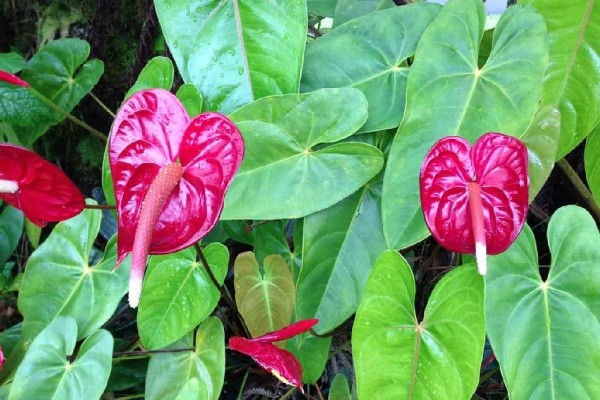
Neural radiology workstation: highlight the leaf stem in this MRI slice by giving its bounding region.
[89,91,115,118]
[84,204,116,210]
[28,87,108,141]
[557,158,600,221]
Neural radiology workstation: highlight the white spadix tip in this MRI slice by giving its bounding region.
[0,179,19,194]
[475,241,487,276]
[128,275,143,308]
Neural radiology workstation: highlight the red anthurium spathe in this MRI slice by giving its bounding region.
[0,144,85,226]
[419,132,529,275]
[0,71,29,87]
[109,88,244,308]
[229,319,318,392]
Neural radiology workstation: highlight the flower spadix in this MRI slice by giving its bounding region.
[419,133,529,275]
[0,144,84,226]
[229,319,318,393]
[109,89,244,308]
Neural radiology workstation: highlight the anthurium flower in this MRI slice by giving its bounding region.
[0,71,29,87]
[109,88,244,308]
[419,132,529,275]
[0,144,84,226]
[0,346,4,370]
[229,319,318,392]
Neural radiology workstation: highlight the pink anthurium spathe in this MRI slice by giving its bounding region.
[229,319,318,392]
[0,144,85,226]
[419,132,529,275]
[109,88,244,308]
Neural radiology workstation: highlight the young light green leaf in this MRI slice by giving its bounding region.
[234,252,296,339]
[138,243,229,350]
[146,317,225,400]
[0,205,23,267]
[9,317,113,400]
[303,3,439,133]
[585,123,600,207]
[124,56,174,99]
[18,204,130,343]
[382,0,548,249]
[176,83,203,117]
[523,0,600,159]
[155,0,307,113]
[486,206,600,399]
[223,88,383,220]
[296,176,386,334]
[353,250,485,400]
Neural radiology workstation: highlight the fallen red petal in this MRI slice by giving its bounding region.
[0,144,84,226]
[0,70,29,87]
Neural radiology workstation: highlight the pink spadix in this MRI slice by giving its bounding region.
[419,133,529,275]
[109,89,244,307]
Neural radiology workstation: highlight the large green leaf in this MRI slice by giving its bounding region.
[329,373,352,400]
[176,83,203,117]
[0,82,55,127]
[296,175,386,334]
[15,38,104,146]
[124,56,174,99]
[145,317,225,400]
[308,0,338,17]
[522,106,560,200]
[486,206,600,399]
[155,0,307,113]
[0,205,23,267]
[585,123,600,206]
[138,243,229,350]
[0,52,25,73]
[382,0,548,249]
[524,0,600,159]
[333,0,395,27]
[234,252,295,338]
[223,88,383,219]
[302,3,439,133]
[286,334,332,384]
[18,204,130,343]
[353,250,485,399]
[9,317,113,400]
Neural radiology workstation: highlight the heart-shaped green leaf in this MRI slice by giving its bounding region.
[124,56,174,99]
[333,0,395,27]
[486,206,600,399]
[15,38,104,147]
[234,252,296,339]
[353,250,485,399]
[0,82,55,127]
[9,317,113,400]
[138,243,228,350]
[18,203,130,343]
[155,0,307,113]
[329,373,352,400]
[302,3,439,133]
[523,0,600,159]
[0,52,25,73]
[286,333,332,384]
[223,88,383,220]
[145,317,225,400]
[296,175,386,334]
[0,205,23,267]
[585,123,600,206]
[382,0,548,249]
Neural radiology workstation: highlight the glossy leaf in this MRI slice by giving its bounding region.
[0,144,84,226]
[223,88,383,219]
[0,53,25,73]
[382,0,547,249]
[229,319,318,392]
[296,175,386,334]
[138,243,229,350]
[16,38,104,147]
[522,106,560,200]
[9,317,113,400]
[523,0,600,159]
[124,56,174,99]
[353,250,485,399]
[286,334,331,384]
[585,123,600,206]
[145,317,225,400]
[302,4,439,133]
[486,206,600,399]
[155,0,307,113]
[0,71,28,87]
[0,80,55,127]
[252,220,294,265]
[333,0,395,27]
[329,374,351,400]
[308,0,338,17]
[18,204,130,343]
[176,83,203,117]
[420,133,529,256]
[234,252,296,339]
[0,205,23,267]
[24,219,41,248]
